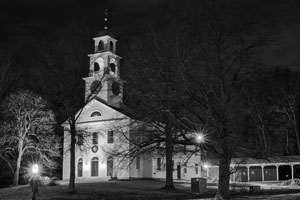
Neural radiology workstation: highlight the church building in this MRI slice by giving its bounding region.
[62,28,203,181]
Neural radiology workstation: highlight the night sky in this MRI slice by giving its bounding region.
[1,0,300,69]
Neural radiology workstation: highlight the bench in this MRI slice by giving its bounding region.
[232,184,261,192]
[249,185,260,192]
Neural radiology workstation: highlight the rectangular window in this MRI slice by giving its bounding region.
[78,134,83,146]
[172,160,174,172]
[184,163,187,173]
[107,131,114,143]
[195,163,199,174]
[157,158,161,170]
[136,157,140,170]
[92,132,98,144]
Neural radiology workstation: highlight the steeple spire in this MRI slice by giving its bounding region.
[104,9,108,30]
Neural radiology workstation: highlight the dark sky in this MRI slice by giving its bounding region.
[1,0,300,69]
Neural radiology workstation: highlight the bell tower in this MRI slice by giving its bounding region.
[83,9,123,108]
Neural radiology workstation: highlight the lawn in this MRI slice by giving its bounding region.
[0,179,214,200]
[1,179,300,200]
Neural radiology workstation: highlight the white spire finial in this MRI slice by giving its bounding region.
[104,9,108,30]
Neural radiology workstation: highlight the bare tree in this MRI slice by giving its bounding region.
[123,0,273,199]
[0,49,19,103]
[0,90,58,186]
[272,68,300,154]
[33,23,106,192]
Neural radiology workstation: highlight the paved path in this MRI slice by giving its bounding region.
[199,192,300,200]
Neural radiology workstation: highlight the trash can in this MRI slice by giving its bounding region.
[191,177,207,194]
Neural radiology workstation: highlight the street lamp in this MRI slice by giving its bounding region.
[31,164,39,200]
[32,164,39,175]
[203,163,209,178]
[195,132,206,177]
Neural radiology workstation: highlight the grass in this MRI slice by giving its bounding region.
[0,179,214,200]
[1,179,300,200]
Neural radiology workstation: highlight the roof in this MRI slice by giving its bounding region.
[93,96,137,119]
[95,30,115,38]
[232,156,300,165]
[208,156,300,167]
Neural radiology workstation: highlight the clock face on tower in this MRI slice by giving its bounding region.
[90,80,102,94]
[112,82,120,95]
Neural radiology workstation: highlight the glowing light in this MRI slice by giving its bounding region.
[196,133,206,144]
[32,164,39,174]
[203,163,209,169]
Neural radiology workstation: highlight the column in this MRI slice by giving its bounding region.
[247,166,250,182]
[276,165,279,181]
[291,164,294,180]
[262,166,264,181]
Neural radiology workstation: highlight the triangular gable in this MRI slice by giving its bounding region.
[76,98,129,124]
[62,98,130,126]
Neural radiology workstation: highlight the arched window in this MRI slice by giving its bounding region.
[90,81,101,94]
[78,158,83,177]
[98,40,104,51]
[90,111,101,117]
[91,157,99,176]
[109,41,114,52]
[94,62,100,72]
[107,156,113,176]
[110,63,116,73]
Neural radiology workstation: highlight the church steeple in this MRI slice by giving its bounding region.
[83,9,123,108]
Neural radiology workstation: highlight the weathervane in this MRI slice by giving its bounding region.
[104,9,108,30]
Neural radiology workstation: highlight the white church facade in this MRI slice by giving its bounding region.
[62,30,204,181]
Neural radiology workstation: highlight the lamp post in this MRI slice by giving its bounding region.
[31,164,39,200]
[203,163,209,178]
[196,133,205,177]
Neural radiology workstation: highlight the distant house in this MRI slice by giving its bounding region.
[62,29,203,181]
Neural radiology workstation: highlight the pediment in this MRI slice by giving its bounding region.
[76,99,128,124]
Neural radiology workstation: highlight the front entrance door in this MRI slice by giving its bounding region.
[77,159,83,177]
[91,157,99,176]
[107,156,113,177]
[177,165,181,179]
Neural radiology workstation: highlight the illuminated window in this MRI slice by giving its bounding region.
[90,111,101,117]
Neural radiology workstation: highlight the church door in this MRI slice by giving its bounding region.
[77,158,83,177]
[107,156,113,177]
[91,157,99,176]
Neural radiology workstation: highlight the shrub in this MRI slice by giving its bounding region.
[39,176,59,186]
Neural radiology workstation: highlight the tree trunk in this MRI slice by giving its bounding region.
[13,139,23,186]
[293,122,300,154]
[69,119,76,192]
[261,125,268,155]
[13,159,21,186]
[164,127,175,190]
[215,126,231,200]
[215,154,231,200]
